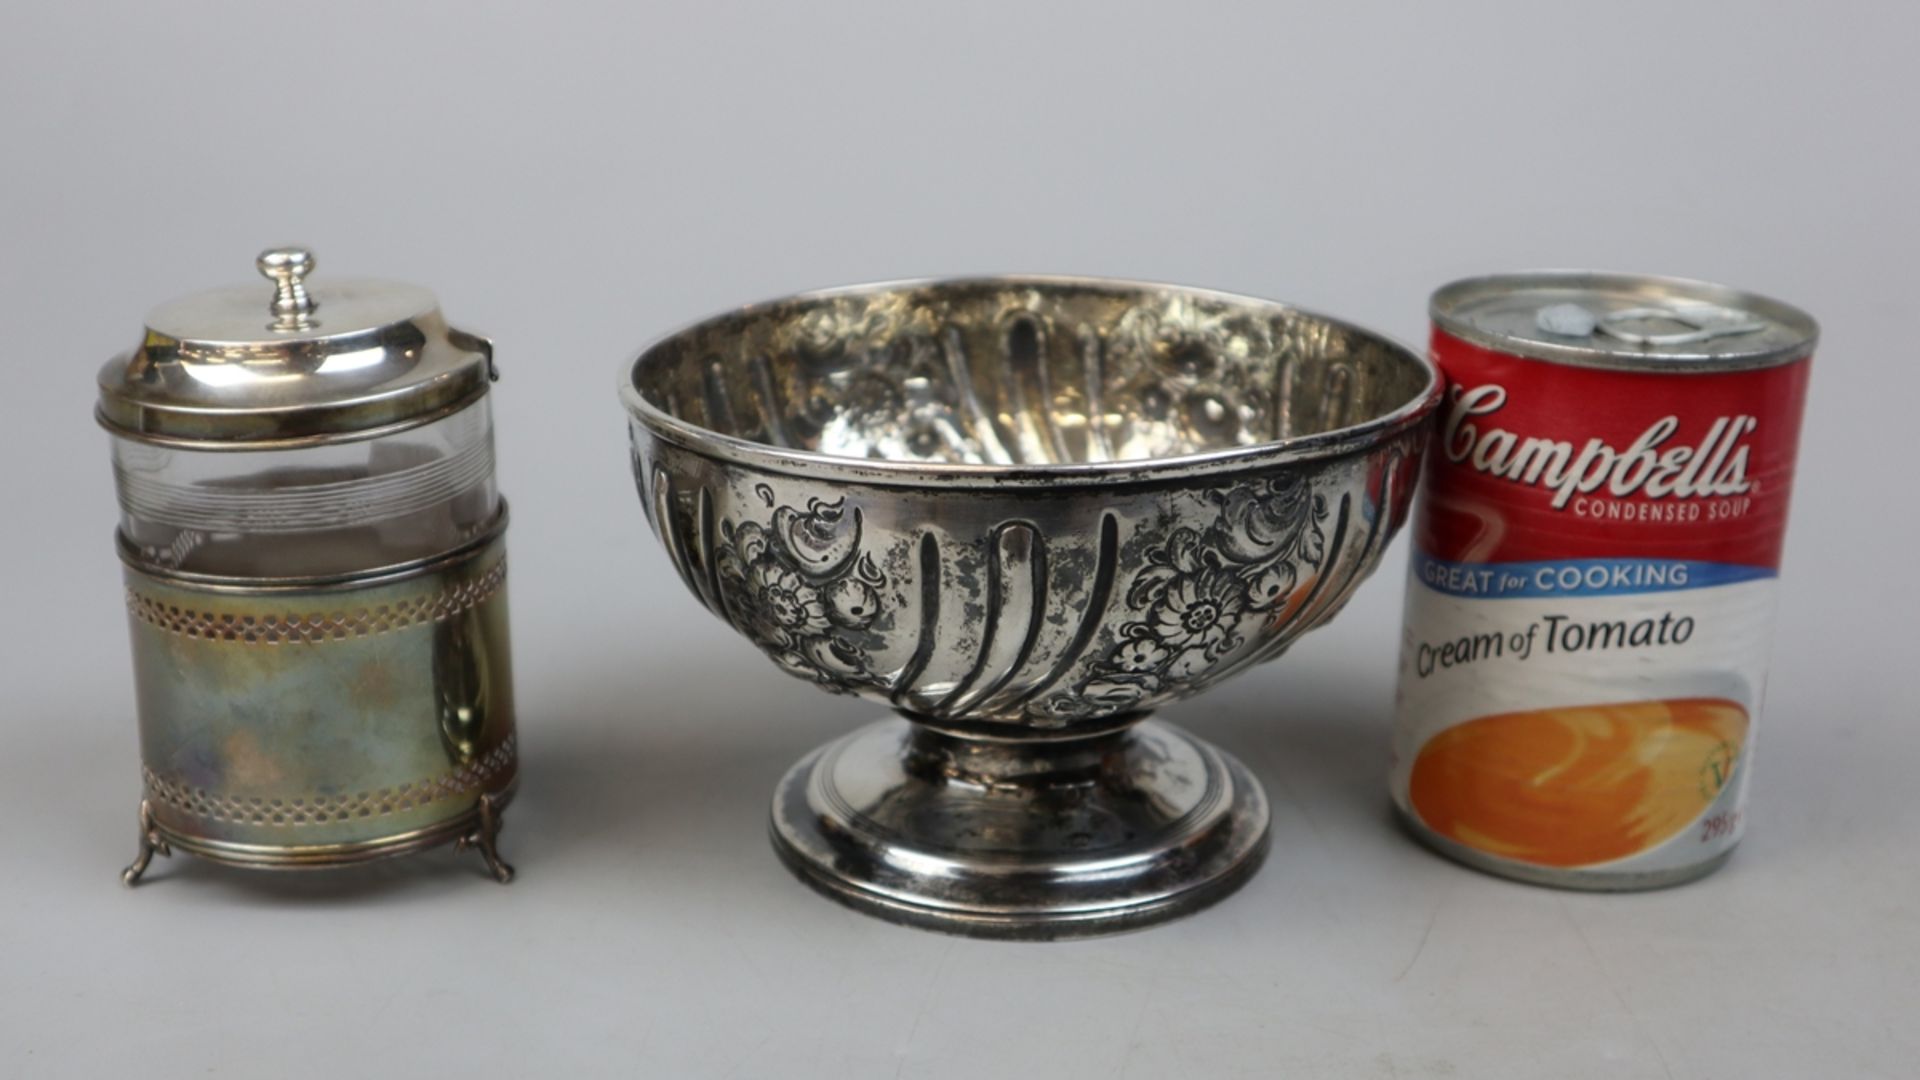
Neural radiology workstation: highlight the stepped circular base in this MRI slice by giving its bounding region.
[770,716,1269,940]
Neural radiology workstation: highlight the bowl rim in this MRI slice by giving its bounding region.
[619,274,1442,489]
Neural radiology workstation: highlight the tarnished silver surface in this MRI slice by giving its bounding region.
[623,277,1439,937]
[773,718,1269,939]
[118,518,520,884]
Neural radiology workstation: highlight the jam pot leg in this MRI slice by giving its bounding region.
[120,799,171,887]
[455,792,515,884]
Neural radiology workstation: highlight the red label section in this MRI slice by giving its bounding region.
[1419,329,1811,568]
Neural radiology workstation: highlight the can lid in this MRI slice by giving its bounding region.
[97,247,494,448]
[1431,271,1818,372]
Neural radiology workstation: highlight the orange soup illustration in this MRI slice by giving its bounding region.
[1409,697,1748,867]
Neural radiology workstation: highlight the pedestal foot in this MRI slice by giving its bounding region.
[771,716,1270,940]
[121,799,171,888]
[456,792,515,883]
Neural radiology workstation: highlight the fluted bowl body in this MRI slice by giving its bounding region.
[623,277,1439,735]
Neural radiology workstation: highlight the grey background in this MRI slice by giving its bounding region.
[3,2,1916,1077]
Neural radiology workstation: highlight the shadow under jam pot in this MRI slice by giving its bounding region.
[98,248,519,885]
[1392,271,1816,889]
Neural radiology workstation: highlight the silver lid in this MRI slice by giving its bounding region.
[97,247,495,448]
[1431,271,1818,372]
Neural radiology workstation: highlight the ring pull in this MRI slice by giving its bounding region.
[1595,303,1766,347]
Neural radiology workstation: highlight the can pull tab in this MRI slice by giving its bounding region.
[1598,302,1767,346]
[1538,300,1766,346]
[258,246,319,332]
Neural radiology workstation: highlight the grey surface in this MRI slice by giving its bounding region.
[2,2,1916,1077]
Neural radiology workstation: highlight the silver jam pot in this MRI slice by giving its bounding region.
[100,248,519,885]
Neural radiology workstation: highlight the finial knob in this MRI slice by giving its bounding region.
[257,246,318,330]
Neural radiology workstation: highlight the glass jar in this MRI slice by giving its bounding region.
[110,399,499,577]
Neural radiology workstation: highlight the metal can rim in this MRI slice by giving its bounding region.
[1431,270,1818,373]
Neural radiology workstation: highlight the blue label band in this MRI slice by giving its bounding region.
[1413,554,1775,599]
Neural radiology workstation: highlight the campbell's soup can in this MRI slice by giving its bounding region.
[1392,272,1817,889]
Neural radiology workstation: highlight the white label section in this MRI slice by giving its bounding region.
[1392,572,1779,874]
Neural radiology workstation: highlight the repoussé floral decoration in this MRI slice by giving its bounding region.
[715,494,888,695]
[1033,474,1328,723]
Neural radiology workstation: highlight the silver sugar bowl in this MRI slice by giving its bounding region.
[100,248,520,885]
[623,277,1439,937]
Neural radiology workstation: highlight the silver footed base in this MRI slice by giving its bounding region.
[120,789,518,886]
[770,716,1270,940]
